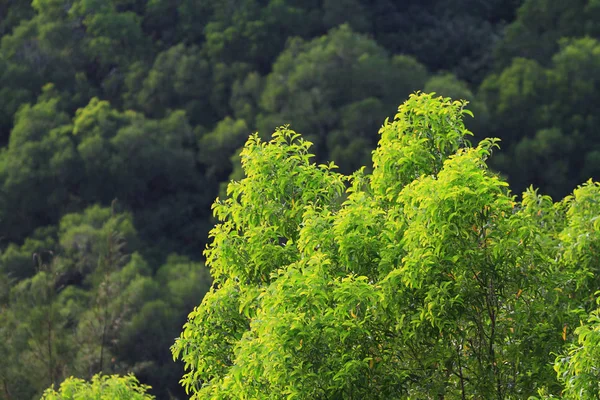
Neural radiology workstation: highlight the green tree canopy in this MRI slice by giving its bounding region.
[41,373,154,400]
[494,0,600,68]
[0,89,214,259]
[481,37,600,198]
[173,93,600,399]
[0,204,211,399]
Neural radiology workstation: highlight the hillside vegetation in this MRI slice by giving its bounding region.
[2,1,600,398]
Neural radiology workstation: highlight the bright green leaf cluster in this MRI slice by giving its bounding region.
[553,298,600,399]
[41,374,154,400]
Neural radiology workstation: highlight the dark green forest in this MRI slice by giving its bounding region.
[2,0,600,398]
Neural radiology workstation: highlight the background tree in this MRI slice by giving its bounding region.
[481,37,600,198]
[0,205,211,399]
[493,0,599,68]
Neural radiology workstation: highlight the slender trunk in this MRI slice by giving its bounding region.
[2,378,12,400]
[99,300,108,373]
[456,343,466,400]
[99,233,113,373]
[47,318,53,388]
[486,278,502,400]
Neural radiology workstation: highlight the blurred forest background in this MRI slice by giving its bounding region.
[1,0,599,398]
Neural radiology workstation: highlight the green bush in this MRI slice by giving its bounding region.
[41,374,154,400]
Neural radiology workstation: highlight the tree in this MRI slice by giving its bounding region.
[0,86,79,243]
[0,0,33,36]
[0,205,141,398]
[123,44,215,125]
[173,93,600,398]
[493,0,597,68]
[41,373,154,400]
[0,202,212,399]
[349,0,523,83]
[8,253,74,397]
[480,37,600,198]
[0,88,214,259]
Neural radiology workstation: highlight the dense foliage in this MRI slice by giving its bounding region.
[41,374,154,400]
[172,93,600,399]
[3,0,600,398]
[0,203,210,399]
